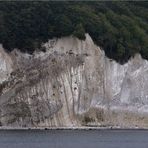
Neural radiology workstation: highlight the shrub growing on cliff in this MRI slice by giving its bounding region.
[73,23,86,40]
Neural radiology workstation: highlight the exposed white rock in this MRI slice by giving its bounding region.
[0,34,148,128]
[0,45,13,83]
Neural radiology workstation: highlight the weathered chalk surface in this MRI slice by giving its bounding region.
[0,34,148,128]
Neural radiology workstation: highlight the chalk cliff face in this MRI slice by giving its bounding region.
[0,34,148,128]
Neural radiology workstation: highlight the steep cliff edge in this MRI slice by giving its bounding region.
[0,34,148,128]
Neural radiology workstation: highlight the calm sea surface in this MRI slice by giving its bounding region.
[0,129,148,148]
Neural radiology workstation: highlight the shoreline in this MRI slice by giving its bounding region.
[0,126,148,130]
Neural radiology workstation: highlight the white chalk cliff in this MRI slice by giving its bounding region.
[0,34,148,128]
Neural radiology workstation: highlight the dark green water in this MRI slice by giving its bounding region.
[0,129,148,148]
